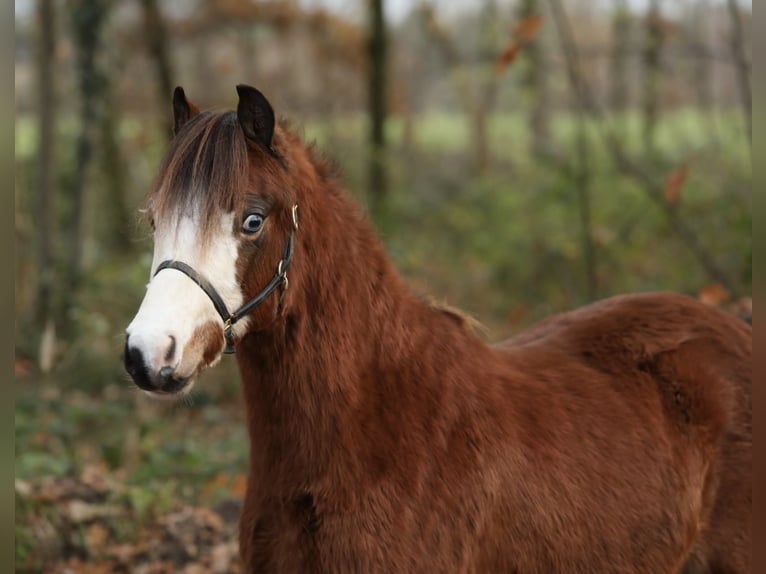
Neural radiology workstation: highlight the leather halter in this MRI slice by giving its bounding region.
[153,205,298,354]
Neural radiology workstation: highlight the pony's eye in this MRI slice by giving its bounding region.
[242,213,265,234]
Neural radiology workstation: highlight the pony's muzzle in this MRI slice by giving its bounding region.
[124,334,187,394]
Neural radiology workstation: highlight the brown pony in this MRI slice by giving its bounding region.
[124,85,751,573]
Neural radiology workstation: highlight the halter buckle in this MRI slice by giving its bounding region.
[223,318,236,354]
[291,204,299,230]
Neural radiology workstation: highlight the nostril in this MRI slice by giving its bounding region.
[123,339,135,372]
[159,366,174,382]
[123,340,155,389]
[165,335,176,363]
[126,347,142,374]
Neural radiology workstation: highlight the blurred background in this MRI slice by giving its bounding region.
[15,0,751,571]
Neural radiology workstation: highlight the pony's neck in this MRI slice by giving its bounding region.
[235,180,404,463]
[234,160,484,489]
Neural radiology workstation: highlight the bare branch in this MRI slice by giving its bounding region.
[368,0,388,212]
[726,0,751,146]
[545,0,597,298]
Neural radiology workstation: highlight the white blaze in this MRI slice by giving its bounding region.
[126,211,247,379]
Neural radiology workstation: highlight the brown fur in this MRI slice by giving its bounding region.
[182,320,226,373]
[147,107,751,573]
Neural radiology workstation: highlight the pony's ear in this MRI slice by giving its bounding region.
[236,84,275,151]
[172,86,199,135]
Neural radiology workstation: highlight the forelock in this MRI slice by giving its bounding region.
[151,111,247,241]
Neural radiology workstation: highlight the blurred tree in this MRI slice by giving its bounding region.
[140,0,175,134]
[609,0,631,114]
[726,0,751,147]
[419,0,501,175]
[550,0,740,298]
[547,0,597,300]
[473,0,500,174]
[368,0,388,215]
[64,0,109,333]
[35,0,56,329]
[141,0,175,131]
[641,0,663,153]
[687,0,713,116]
[518,0,549,157]
[97,86,132,256]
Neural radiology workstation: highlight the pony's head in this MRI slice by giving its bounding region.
[124,85,301,397]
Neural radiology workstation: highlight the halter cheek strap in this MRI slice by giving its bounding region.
[154,205,298,354]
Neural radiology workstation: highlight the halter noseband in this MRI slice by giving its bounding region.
[153,205,299,354]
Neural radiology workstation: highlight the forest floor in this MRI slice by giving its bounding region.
[16,470,243,573]
[16,361,250,573]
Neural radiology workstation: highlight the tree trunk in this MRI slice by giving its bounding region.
[473,0,501,175]
[574,112,597,300]
[546,0,598,300]
[725,0,751,147]
[99,89,132,255]
[609,0,631,115]
[418,2,492,175]
[519,0,550,157]
[368,0,387,217]
[641,0,663,153]
[689,1,713,113]
[64,0,108,332]
[35,0,56,327]
[140,0,175,134]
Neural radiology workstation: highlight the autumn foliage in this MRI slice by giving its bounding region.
[495,16,543,74]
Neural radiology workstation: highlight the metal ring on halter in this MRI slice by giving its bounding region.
[223,318,235,353]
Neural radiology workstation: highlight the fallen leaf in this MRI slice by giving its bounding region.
[202,473,247,501]
[15,478,31,497]
[85,523,109,552]
[664,164,689,206]
[211,541,238,573]
[698,284,730,307]
[108,543,139,563]
[15,357,32,377]
[62,558,118,574]
[495,42,522,74]
[231,474,247,498]
[514,15,543,43]
[67,500,121,523]
[80,462,113,494]
[495,15,543,75]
